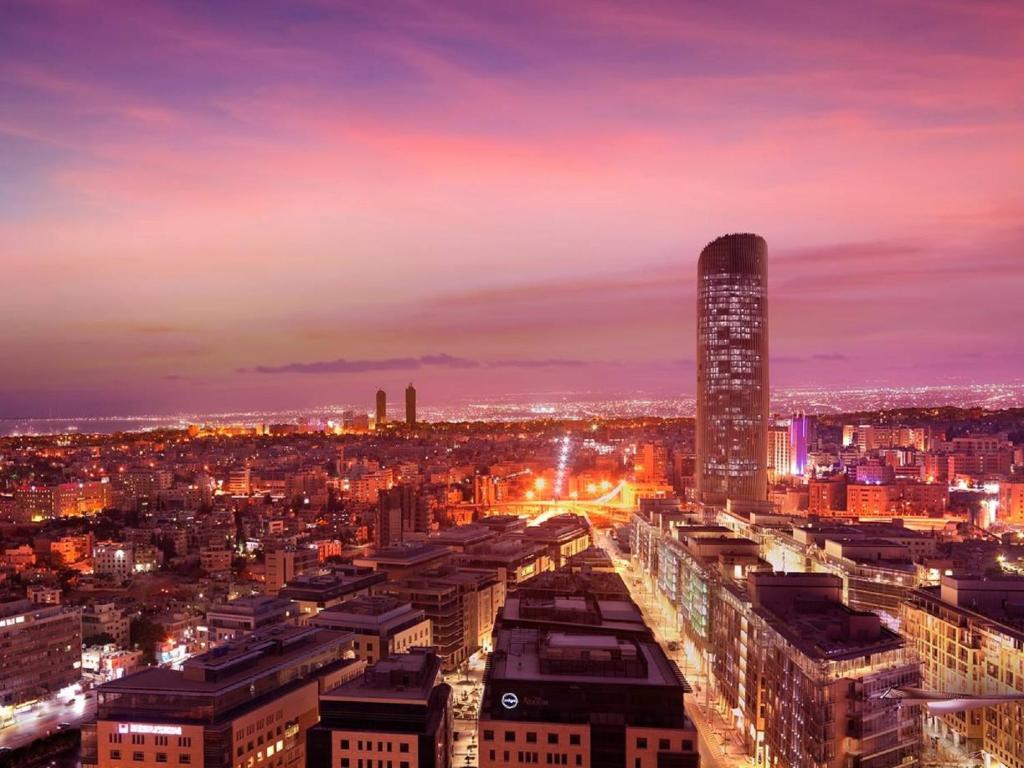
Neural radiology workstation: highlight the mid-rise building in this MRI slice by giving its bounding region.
[714,573,921,768]
[999,480,1024,523]
[265,541,319,595]
[0,599,82,712]
[902,575,1024,768]
[308,649,452,768]
[83,601,130,647]
[520,514,591,569]
[82,625,359,768]
[93,540,135,581]
[278,569,387,619]
[311,595,431,664]
[205,596,299,645]
[479,569,698,768]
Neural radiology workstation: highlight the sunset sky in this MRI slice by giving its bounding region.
[2,0,1022,416]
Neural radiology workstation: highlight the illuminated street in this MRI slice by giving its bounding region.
[593,528,755,768]
[446,654,487,768]
[0,687,94,751]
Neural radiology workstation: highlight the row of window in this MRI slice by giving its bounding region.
[487,750,580,765]
[339,739,410,753]
[339,761,410,768]
[482,730,582,746]
[635,736,694,751]
[108,735,192,748]
[236,728,286,756]
[108,752,190,764]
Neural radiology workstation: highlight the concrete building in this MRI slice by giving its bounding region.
[26,584,61,605]
[0,599,82,712]
[205,596,299,645]
[82,601,130,647]
[902,575,1024,768]
[354,543,453,581]
[82,625,360,768]
[308,649,452,768]
[93,540,135,581]
[520,514,591,569]
[999,480,1024,523]
[375,388,387,427]
[277,569,387,619]
[453,539,552,592]
[311,595,432,664]
[264,541,319,595]
[480,569,698,768]
[714,573,921,768]
[695,233,770,506]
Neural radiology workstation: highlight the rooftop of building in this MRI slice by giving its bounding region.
[313,594,423,628]
[477,515,528,532]
[521,514,590,541]
[566,546,614,566]
[912,580,1024,640]
[430,524,496,544]
[488,627,686,689]
[501,592,648,636]
[357,543,451,565]
[515,569,632,600]
[322,649,441,703]
[753,587,905,662]
[207,595,296,616]
[0,597,74,620]
[277,569,386,601]
[99,624,351,695]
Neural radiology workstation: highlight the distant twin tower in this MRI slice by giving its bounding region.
[695,233,770,506]
[375,384,417,427]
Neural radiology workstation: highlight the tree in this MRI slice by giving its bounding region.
[130,617,166,666]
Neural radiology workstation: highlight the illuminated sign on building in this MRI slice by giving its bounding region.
[500,692,519,710]
[117,724,183,735]
[0,616,26,629]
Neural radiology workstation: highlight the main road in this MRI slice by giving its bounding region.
[0,687,95,751]
[592,527,755,768]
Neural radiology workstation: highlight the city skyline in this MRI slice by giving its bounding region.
[2,1,1024,416]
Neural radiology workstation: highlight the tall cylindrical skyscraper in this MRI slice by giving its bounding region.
[375,388,387,427]
[696,233,769,505]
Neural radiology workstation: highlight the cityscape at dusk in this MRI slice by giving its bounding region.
[1,3,1023,768]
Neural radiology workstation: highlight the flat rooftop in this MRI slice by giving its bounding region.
[489,627,685,689]
[313,595,423,631]
[757,600,905,662]
[322,650,440,703]
[358,543,451,565]
[207,595,294,616]
[99,625,351,695]
[278,570,386,600]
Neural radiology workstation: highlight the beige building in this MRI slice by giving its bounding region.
[308,649,452,768]
[0,599,82,715]
[311,595,431,664]
[901,576,1024,768]
[82,625,361,768]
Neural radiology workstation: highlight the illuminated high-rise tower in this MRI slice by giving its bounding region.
[696,233,769,505]
[375,389,387,427]
[405,383,416,426]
